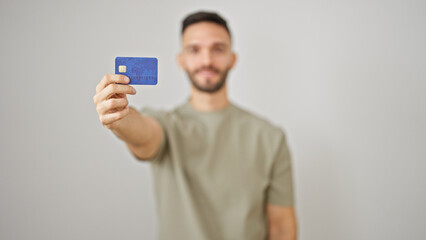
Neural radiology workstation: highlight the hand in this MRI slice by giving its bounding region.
[93,74,136,129]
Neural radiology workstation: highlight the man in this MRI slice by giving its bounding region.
[93,11,297,240]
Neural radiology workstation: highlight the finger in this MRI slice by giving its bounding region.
[99,107,130,126]
[110,93,126,99]
[96,74,130,93]
[93,84,136,104]
[96,98,129,115]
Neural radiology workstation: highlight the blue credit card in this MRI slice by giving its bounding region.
[115,57,158,85]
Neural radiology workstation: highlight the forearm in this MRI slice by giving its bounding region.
[268,228,297,240]
[110,107,155,147]
[267,205,298,240]
[93,74,161,159]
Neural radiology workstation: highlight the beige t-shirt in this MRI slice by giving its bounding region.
[139,100,294,240]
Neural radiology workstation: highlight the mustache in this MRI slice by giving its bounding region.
[194,66,220,74]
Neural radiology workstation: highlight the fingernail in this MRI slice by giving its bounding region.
[133,88,136,94]
[124,76,130,83]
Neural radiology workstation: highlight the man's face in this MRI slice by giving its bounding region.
[178,22,237,93]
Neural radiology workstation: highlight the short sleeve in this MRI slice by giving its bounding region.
[138,107,168,162]
[267,131,294,206]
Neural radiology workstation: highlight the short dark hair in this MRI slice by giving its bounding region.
[181,11,231,38]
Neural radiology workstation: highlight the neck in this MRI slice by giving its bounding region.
[189,84,230,112]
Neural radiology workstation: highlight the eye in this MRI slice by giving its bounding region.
[187,47,199,54]
[213,47,225,53]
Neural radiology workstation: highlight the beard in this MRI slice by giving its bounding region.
[186,66,230,93]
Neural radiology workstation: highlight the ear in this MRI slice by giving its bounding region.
[177,52,185,70]
[229,52,237,69]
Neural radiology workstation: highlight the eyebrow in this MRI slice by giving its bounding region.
[184,42,230,49]
[212,43,228,48]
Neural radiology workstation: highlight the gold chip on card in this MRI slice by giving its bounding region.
[118,65,126,73]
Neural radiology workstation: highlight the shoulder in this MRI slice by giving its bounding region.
[139,103,187,125]
[230,103,290,164]
[140,106,168,122]
[230,103,287,145]
[232,103,285,133]
[140,106,166,117]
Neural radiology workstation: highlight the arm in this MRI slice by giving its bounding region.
[93,74,163,160]
[111,107,163,160]
[267,204,298,240]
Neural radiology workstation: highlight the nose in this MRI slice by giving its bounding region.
[200,49,213,66]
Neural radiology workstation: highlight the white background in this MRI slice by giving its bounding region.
[1,0,425,239]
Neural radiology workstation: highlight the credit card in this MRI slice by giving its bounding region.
[115,57,158,85]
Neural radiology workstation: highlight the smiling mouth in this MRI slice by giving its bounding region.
[198,70,217,78]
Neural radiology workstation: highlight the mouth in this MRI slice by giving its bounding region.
[197,70,218,78]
